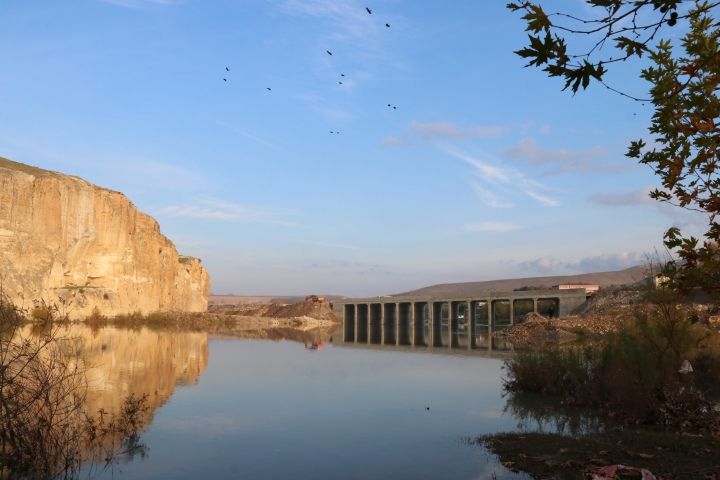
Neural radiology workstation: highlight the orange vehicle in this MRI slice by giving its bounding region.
[304,341,325,351]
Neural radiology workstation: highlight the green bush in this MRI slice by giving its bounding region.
[504,303,720,425]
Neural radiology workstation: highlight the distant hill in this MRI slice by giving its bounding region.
[391,265,647,298]
[209,294,346,305]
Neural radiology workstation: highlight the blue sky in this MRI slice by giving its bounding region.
[0,0,707,296]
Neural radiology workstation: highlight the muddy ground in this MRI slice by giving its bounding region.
[483,430,720,479]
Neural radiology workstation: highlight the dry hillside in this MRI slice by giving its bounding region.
[392,265,646,298]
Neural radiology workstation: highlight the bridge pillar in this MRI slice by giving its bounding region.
[466,301,473,350]
[410,302,416,346]
[370,303,382,344]
[343,304,356,342]
[448,301,455,348]
[509,300,514,325]
[533,298,538,313]
[433,302,438,347]
[488,299,493,351]
[380,303,385,345]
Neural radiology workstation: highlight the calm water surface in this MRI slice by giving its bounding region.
[71,325,546,479]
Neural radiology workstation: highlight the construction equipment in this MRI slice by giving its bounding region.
[304,295,326,303]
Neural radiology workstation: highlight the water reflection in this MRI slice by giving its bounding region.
[504,393,609,436]
[7,322,593,479]
[336,310,517,356]
[50,325,208,420]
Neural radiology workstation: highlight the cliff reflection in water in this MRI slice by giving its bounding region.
[44,320,338,419]
[43,325,210,420]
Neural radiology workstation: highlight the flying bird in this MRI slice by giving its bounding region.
[386,23,390,28]
[266,87,272,91]
[223,78,227,82]
[338,81,343,85]
[341,73,345,77]
[326,50,333,56]
[366,7,372,14]
[225,67,230,71]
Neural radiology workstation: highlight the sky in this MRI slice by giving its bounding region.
[0,0,708,296]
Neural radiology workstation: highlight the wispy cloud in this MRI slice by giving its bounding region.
[216,121,285,151]
[158,198,299,226]
[307,259,395,276]
[411,121,507,140]
[468,181,513,209]
[589,187,709,228]
[525,190,561,207]
[518,256,567,274]
[518,252,643,275]
[443,146,561,208]
[280,0,391,46]
[590,187,653,206]
[464,222,520,233]
[384,120,507,146]
[315,242,359,250]
[504,137,628,175]
[577,252,644,272]
[98,0,178,8]
[291,92,354,122]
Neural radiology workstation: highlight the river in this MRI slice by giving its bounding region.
[40,322,582,479]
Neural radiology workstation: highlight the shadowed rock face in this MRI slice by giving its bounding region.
[0,157,210,318]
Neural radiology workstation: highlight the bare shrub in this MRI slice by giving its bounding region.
[0,296,148,479]
[504,300,720,432]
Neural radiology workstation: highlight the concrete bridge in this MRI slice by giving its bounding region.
[332,288,587,351]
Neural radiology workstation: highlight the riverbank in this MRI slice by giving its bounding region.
[482,430,720,479]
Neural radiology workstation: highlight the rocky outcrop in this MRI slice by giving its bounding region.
[0,157,210,318]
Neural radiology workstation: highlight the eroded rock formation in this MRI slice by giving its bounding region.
[0,157,210,318]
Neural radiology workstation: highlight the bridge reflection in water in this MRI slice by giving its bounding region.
[335,290,588,354]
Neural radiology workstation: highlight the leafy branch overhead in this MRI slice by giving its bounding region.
[508,1,718,97]
[509,1,720,297]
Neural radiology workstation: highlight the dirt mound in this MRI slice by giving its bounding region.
[498,315,580,346]
[575,289,643,315]
[499,308,629,347]
[208,302,338,322]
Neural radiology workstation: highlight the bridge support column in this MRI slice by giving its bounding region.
[410,302,416,346]
[380,303,385,345]
[509,300,514,325]
[448,302,454,348]
[394,303,399,346]
[533,298,538,313]
[488,299,493,351]
[467,301,473,350]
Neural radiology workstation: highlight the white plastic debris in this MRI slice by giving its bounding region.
[678,359,693,374]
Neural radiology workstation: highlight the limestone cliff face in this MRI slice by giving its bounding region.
[0,157,210,318]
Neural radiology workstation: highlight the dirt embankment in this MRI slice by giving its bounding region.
[497,289,719,348]
[483,430,720,480]
[208,302,338,323]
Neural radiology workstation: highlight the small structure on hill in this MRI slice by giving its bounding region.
[553,283,599,296]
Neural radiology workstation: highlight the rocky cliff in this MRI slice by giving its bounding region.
[0,157,210,318]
